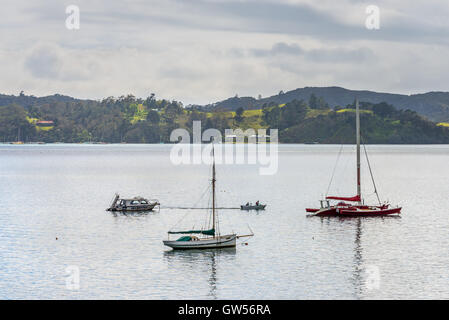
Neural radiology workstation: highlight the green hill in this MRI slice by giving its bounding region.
[261,100,449,143]
[1,93,449,144]
[202,86,449,123]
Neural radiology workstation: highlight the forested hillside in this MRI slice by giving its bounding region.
[1,92,449,144]
[203,86,449,123]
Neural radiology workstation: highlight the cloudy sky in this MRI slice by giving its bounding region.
[1,0,449,104]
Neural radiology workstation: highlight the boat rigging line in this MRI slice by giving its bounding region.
[167,183,211,231]
[361,137,382,205]
[326,144,344,197]
[160,206,241,210]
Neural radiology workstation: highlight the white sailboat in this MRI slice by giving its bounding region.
[163,145,253,250]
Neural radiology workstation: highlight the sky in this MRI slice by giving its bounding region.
[1,0,449,104]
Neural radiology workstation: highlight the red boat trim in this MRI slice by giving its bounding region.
[326,195,361,202]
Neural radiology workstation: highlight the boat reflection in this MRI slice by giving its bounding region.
[109,210,159,217]
[314,215,400,298]
[306,213,401,220]
[352,217,364,299]
[163,247,236,298]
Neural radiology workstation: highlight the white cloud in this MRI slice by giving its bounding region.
[0,0,448,104]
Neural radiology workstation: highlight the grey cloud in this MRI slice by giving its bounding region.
[20,1,449,47]
[305,47,374,63]
[227,48,245,58]
[24,44,92,82]
[25,46,62,79]
[251,43,303,57]
[250,42,374,63]
[176,0,449,46]
[2,1,449,104]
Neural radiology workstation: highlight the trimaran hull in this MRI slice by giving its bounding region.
[307,206,401,216]
[163,234,237,250]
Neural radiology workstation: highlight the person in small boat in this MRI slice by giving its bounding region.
[256,201,259,206]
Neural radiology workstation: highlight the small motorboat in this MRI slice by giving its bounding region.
[107,194,160,212]
[241,203,266,210]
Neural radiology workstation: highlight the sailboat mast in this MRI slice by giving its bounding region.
[212,145,216,232]
[356,99,361,203]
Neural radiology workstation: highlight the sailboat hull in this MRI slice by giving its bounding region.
[163,234,237,250]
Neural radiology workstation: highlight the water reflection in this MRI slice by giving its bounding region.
[109,211,159,218]
[164,248,236,298]
[314,215,401,299]
[352,217,363,299]
[2,144,441,299]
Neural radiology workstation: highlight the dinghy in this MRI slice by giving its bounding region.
[306,100,401,217]
[240,204,266,210]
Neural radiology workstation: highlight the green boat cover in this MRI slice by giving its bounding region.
[169,228,215,236]
[176,236,192,241]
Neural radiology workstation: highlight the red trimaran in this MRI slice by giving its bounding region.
[306,100,402,216]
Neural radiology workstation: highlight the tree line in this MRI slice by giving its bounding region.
[1,92,449,144]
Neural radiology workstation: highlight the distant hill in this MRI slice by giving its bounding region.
[202,87,449,122]
[0,93,85,107]
[2,91,449,144]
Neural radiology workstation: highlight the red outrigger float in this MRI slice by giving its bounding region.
[306,100,402,217]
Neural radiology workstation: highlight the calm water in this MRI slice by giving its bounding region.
[1,144,449,299]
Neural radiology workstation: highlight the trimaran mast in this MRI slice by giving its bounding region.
[356,99,361,204]
[212,145,216,236]
[357,100,382,206]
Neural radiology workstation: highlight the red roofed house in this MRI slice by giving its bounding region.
[36,120,54,126]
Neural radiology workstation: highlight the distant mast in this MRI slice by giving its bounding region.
[356,99,361,204]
